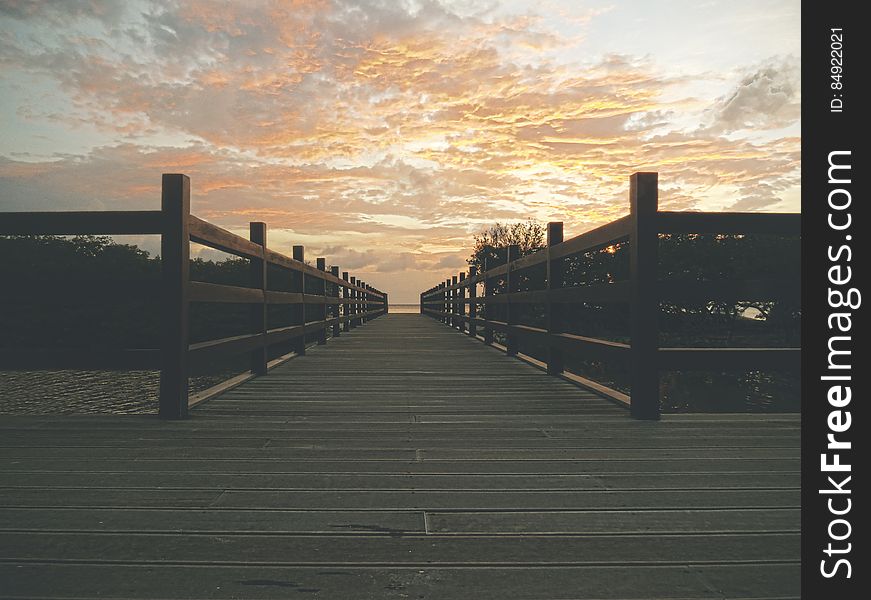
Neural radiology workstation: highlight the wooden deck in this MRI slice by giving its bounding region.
[0,314,800,599]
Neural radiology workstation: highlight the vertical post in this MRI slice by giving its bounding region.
[468,266,477,338]
[458,272,466,332]
[438,283,444,322]
[159,173,190,419]
[359,281,366,323]
[331,266,341,337]
[629,172,660,420]
[451,275,461,327]
[483,259,493,345]
[546,222,564,375]
[292,245,306,356]
[420,291,424,315]
[366,285,372,320]
[249,222,268,375]
[350,276,358,328]
[505,244,520,356]
[316,258,327,344]
[342,271,351,332]
[384,291,388,315]
[446,278,452,326]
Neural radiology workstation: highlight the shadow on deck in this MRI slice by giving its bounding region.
[0,314,799,599]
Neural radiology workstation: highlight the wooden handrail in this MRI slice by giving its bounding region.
[0,210,165,235]
[0,173,389,419]
[419,172,800,420]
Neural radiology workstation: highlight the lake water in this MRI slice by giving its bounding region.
[388,304,421,314]
[0,309,797,415]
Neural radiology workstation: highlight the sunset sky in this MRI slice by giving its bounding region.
[0,0,800,302]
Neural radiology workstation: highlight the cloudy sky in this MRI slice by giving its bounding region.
[1,0,800,302]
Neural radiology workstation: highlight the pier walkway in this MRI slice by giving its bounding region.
[0,314,799,599]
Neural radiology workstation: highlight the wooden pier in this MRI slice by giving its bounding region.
[0,314,799,599]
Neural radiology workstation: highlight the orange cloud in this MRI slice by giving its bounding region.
[0,1,800,301]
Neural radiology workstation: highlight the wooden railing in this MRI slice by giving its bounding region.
[420,172,800,420]
[0,173,388,419]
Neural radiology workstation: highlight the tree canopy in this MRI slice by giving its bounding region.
[467,220,545,273]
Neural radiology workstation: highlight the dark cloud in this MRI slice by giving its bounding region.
[706,57,800,133]
[0,0,126,23]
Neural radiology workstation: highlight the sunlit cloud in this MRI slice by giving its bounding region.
[0,0,800,301]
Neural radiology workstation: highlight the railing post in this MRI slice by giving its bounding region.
[292,245,306,356]
[249,222,268,375]
[342,271,351,331]
[420,291,424,315]
[451,275,459,329]
[350,276,358,327]
[367,285,372,320]
[361,281,368,324]
[446,278,452,326]
[505,244,520,356]
[384,292,389,315]
[468,266,477,338]
[458,272,466,332]
[316,258,327,344]
[629,172,660,420]
[483,259,493,345]
[159,174,190,419]
[546,222,564,375]
[437,283,444,322]
[331,266,341,337]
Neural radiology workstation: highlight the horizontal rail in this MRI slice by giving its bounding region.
[553,332,630,355]
[423,309,630,357]
[1,279,159,303]
[186,282,380,305]
[658,279,800,302]
[189,215,263,260]
[426,277,798,305]
[657,347,801,370]
[188,331,264,358]
[189,281,262,303]
[550,216,632,260]
[0,348,161,370]
[463,282,630,305]
[657,211,801,235]
[0,210,165,235]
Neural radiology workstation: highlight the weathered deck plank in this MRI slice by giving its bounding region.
[0,314,799,599]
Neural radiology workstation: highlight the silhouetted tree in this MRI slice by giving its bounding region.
[467,220,545,273]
